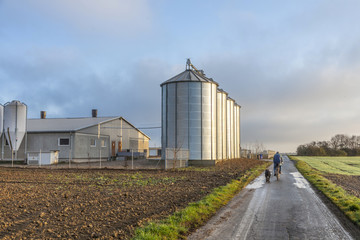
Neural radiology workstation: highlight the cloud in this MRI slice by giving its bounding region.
[2,0,360,152]
[0,50,171,145]
[198,32,360,152]
[1,0,153,38]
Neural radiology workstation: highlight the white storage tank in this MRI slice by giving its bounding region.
[235,104,241,158]
[216,89,228,160]
[221,91,228,159]
[227,97,235,159]
[161,63,218,163]
[4,101,27,154]
[234,103,240,158]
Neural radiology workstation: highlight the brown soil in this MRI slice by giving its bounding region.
[323,174,360,198]
[0,158,264,239]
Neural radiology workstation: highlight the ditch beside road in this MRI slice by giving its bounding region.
[189,155,357,240]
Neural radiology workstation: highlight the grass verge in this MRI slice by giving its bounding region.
[290,156,360,227]
[132,162,271,240]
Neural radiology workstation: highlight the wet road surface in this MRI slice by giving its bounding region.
[189,156,354,240]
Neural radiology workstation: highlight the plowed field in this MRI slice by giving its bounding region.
[0,158,265,239]
[324,174,360,198]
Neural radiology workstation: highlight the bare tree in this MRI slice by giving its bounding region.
[330,134,342,149]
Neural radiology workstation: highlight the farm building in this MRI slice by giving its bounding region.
[161,60,241,166]
[0,108,150,163]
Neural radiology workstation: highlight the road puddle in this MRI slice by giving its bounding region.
[290,172,309,188]
[246,175,266,189]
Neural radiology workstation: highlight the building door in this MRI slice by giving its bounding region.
[118,141,122,152]
[112,141,116,157]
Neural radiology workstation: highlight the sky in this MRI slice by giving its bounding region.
[1,0,360,152]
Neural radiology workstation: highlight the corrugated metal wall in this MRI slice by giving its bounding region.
[161,69,241,162]
[222,92,228,159]
[216,91,222,159]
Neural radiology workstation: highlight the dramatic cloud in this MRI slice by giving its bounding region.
[1,0,360,151]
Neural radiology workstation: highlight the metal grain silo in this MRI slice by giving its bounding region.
[235,104,241,158]
[203,81,217,160]
[226,98,234,159]
[227,97,235,159]
[4,101,27,155]
[221,91,228,159]
[161,61,218,163]
[216,90,222,160]
[233,103,237,159]
[233,103,240,158]
[216,89,228,160]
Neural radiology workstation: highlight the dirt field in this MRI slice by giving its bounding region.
[324,174,360,198]
[0,158,265,239]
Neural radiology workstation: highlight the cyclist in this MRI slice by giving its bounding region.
[273,152,282,176]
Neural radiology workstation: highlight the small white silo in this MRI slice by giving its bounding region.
[4,100,27,159]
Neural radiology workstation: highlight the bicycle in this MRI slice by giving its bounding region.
[274,163,280,181]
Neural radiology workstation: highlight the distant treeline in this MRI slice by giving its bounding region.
[297,134,360,156]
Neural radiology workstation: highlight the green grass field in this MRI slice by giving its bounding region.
[294,156,360,175]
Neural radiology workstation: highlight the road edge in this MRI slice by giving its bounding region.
[290,156,360,239]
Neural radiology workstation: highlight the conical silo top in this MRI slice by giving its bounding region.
[217,88,228,95]
[161,59,219,86]
[4,100,27,107]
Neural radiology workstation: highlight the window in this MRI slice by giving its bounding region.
[58,138,70,146]
[90,138,96,147]
[101,139,106,147]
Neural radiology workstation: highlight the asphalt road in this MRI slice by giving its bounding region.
[189,156,354,240]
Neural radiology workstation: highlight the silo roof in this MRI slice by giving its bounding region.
[235,103,242,108]
[160,69,219,86]
[227,97,236,102]
[217,88,228,94]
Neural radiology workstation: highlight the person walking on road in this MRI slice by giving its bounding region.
[273,152,282,176]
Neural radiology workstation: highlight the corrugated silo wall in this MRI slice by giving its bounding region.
[235,105,239,158]
[216,92,222,160]
[230,100,235,159]
[162,81,239,162]
[177,82,189,153]
[226,99,231,159]
[233,103,237,158]
[167,84,176,149]
[222,93,227,159]
[236,104,240,158]
[188,82,202,160]
[162,81,217,161]
[201,82,217,160]
[235,105,240,158]
[211,84,217,160]
[237,105,241,158]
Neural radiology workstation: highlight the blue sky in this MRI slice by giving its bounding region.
[1,0,360,152]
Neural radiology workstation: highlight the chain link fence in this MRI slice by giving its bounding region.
[164,148,189,169]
